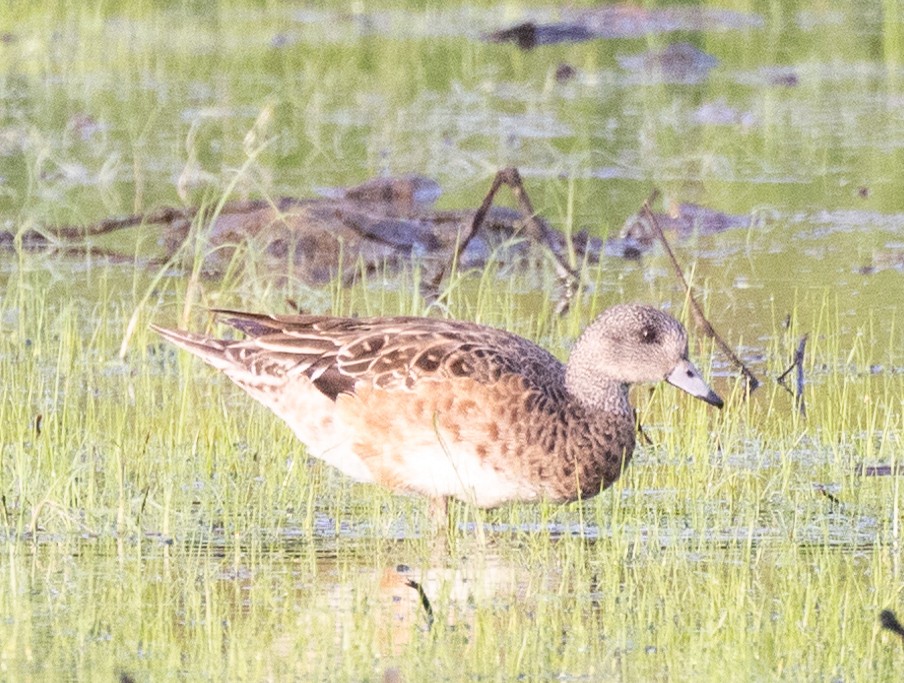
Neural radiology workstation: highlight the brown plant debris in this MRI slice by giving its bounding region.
[11,172,600,302]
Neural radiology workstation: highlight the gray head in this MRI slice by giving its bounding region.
[565,304,723,409]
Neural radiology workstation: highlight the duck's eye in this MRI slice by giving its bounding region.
[640,326,658,344]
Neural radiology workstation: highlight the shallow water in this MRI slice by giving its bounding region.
[1,1,903,680]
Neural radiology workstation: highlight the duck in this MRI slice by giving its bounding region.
[152,304,722,517]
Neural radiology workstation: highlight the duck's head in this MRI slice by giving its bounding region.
[566,303,724,409]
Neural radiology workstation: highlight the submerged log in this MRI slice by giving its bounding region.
[16,172,603,294]
[485,6,761,47]
[607,200,752,259]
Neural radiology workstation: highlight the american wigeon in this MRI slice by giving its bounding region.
[153,304,722,516]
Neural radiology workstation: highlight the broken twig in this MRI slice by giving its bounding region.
[813,484,842,510]
[428,167,581,314]
[633,407,654,446]
[880,609,904,646]
[641,192,760,394]
[43,205,198,240]
[777,333,808,417]
[404,578,435,631]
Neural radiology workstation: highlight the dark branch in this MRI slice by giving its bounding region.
[641,194,760,394]
[777,333,808,417]
[425,167,581,314]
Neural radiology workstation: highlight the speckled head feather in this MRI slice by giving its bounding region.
[566,304,690,407]
[152,303,722,510]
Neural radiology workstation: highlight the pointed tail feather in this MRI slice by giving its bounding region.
[150,324,236,371]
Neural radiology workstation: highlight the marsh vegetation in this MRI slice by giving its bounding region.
[1,1,902,680]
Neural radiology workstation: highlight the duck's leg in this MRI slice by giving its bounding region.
[427,496,450,534]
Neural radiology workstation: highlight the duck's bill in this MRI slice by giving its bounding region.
[666,359,724,409]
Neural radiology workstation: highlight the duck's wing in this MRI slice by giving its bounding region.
[152,309,565,402]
